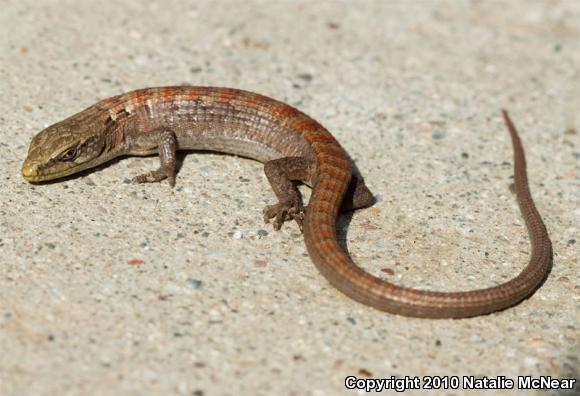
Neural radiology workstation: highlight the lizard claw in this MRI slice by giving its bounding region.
[263,200,305,231]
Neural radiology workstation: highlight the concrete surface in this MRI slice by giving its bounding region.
[0,1,578,395]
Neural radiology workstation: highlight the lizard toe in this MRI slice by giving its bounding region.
[262,201,304,231]
[132,168,175,186]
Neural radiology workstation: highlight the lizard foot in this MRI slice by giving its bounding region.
[263,200,305,231]
[132,168,176,187]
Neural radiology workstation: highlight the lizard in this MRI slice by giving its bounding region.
[21,86,552,318]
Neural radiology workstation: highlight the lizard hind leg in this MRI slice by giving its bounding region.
[340,175,375,211]
[262,156,315,231]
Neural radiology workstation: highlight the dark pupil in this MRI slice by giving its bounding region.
[61,148,77,161]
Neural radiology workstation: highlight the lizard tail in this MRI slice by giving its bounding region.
[303,111,552,318]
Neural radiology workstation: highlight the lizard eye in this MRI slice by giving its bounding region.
[59,147,79,162]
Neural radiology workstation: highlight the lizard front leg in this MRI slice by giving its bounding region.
[263,157,315,231]
[132,128,178,187]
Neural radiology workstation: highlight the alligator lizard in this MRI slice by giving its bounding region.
[21,86,552,318]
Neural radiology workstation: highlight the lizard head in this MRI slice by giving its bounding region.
[22,118,109,182]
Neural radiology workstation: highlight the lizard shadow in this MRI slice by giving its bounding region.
[26,148,373,263]
[335,159,376,256]
[335,210,356,257]
[175,150,374,262]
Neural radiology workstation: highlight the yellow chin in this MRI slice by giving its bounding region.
[21,160,76,182]
[21,161,35,180]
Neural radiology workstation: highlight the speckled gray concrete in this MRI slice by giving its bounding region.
[0,1,578,395]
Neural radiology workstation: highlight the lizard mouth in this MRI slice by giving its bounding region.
[21,160,78,182]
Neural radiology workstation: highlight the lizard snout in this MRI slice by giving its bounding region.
[21,160,38,180]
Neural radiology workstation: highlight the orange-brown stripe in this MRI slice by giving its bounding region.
[212,89,229,104]
[310,210,335,223]
[293,118,321,132]
[271,102,301,121]
[307,132,337,146]
[160,86,179,100]
[184,86,203,103]
[314,187,341,203]
[312,141,345,153]
[311,199,336,214]
[313,227,334,240]
[316,152,350,168]
[128,89,148,108]
[318,164,351,181]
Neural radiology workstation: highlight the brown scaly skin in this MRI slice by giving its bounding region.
[22,87,552,318]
